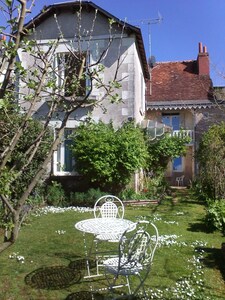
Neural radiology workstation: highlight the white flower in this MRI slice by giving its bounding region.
[33,206,93,217]
[9,252,25,263]
[55,229,66,235]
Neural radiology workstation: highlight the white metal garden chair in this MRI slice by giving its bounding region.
[92,195,126,276]
[93,195,125,242]
[176,175,185,186]
[102,220,159,299]
[94,195,124,219]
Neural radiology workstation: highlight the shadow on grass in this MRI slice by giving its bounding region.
[24,256,96,290]
[65,291,105,299]
[24,253,144,299]
[51,251,97,270]
[197,247,225,282]
[187,218,212,233]
[65,292,141,300]
[25,265,82,289]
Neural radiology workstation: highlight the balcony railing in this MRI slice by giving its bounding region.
[172,130,194,144]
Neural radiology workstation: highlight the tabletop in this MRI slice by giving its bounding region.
[75,218,135,235]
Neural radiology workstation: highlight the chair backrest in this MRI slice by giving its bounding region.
[176,175,185,186]
[176,175,184,181]
[119,220,159,268]
[94,195,124,218]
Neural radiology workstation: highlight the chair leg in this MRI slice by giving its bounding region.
[132,272,151,299]
[104,271,132,299]
[125,275,131,294]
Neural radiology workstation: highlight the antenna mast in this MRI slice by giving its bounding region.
[130,14,163,58]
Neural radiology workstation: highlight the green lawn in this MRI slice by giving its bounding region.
[0,189,225,299]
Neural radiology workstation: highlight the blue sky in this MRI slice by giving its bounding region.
[27,1,225,86]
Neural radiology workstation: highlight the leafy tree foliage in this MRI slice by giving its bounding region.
[197,122,225,199]
[0,0,124,250]
[0,109,53,199]
[71,122,190,192]
[70,121,149,191]
[146,132,190,174]
[205,199,225,234]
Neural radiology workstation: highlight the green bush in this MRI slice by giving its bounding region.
[27,184,45,206]
[70,121,148,192]
[190,179,208,201]
[197,122,225,199]
[119,188,146,200]
[205,199,225,234]
[69,188,105,207]
[45,181,66,207]
[144,177,169,201]
[0,115,53,200]
[119,174,170,201]
[146,131,190,174]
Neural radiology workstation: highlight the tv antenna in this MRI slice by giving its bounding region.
[129,12,163,59]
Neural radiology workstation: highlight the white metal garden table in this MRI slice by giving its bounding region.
[75,218,135,278]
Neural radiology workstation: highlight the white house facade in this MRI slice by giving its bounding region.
[17,1,149,188]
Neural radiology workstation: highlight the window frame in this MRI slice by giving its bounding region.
[162,113,180,130]
[172,156,183,172]
[53,128,76,176]
[53,51,90,98]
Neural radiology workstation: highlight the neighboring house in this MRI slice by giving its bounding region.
[146,42,225,186]
[17,1,149,190]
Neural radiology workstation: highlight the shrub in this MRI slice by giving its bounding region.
[27,184,46,206]
[119,173,170,201]
[119,188,146,201]
[45,181,66,207]
[70,121,148,192]
[69,188,105,207]
[205,199,225,234]
[190,179,208,201]
[143,175,170,201]
[146,132,190,174]
[197,122,225,199]
[0,115,53,200]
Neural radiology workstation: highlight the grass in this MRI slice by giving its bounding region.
[0,189,225,299]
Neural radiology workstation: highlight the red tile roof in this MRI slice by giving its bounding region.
[146,60,213,103]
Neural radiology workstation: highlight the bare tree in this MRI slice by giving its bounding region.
[0,0,124,252]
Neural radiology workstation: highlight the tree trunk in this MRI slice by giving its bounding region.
[10,212,21,243]
[0,210,24,253]
[0,241,13,253]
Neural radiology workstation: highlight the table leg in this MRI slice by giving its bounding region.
[82,232,92,278]
[82,232,104,279]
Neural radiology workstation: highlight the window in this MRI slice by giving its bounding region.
[162,114,180,130]
[54,129,75,174]
[173,156,183,172]
[54,51,88,97]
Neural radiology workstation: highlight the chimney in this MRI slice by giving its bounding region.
[197,42,209,75]
[0,34,6,41]
[0,34,6,48]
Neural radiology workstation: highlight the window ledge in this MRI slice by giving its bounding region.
[53,171,79,176]
[45,95,97,104]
